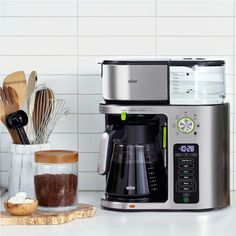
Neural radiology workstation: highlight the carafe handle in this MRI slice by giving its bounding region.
[97,128,122,175]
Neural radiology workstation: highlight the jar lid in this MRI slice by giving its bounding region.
[35,150,78,163]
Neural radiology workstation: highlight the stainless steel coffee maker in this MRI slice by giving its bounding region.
[98,59,230,211]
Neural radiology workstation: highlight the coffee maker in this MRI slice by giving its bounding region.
[97,59,229,210]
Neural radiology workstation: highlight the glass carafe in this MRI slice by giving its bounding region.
[106,124,167,202]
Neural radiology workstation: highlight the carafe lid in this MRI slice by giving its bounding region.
[117,123,157,145]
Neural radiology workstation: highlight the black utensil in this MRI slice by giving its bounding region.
[6,110,30,145]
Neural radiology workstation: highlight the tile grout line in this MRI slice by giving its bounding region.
[0,16,235,18]
[0,35,235,37]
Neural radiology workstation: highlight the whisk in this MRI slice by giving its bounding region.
[34,99,69,144]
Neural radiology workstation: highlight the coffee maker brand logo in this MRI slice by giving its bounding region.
[128,79,137,83]
[126,186,135,190]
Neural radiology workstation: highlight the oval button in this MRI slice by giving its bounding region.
[178,175,194,180]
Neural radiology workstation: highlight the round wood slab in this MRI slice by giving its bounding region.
[0,204,96,225]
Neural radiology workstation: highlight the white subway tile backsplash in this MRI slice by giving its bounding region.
[78,56,103,74]
[79,153,98,171]
[233,115,236,133]
[49,133,78,150]
[53,114,78,133]
[79,134,100,152]
[78,172,105,191]
[214,57,234,75]
[0,153,10,171]
[79,76,102,94]
[226,75,234,94]
[157,37,234,55]
[234,38,236,55]
[232,133,236,153]
[0,172,8,188]
[0,37,77,55]
[230,133,234,153]
[78,0,155,17]
[230,114,234,134]
[0,56,77,74]
[225,94,234,114]
[78,37,156,56]
[234,56,236,74]
[207,56,234,75]
[156,0,234,17]
[78,17,155,36]
[231,171,234,190]
[0,18,77,36]
[78,114,104,133]
[232,99,236,114]
[79,95,103,113]
[0,1,77,17]
[39,75,78,94]
[234,172,236,191]
[0,122,6,133]
[157,17,233,36]
[56,94,78,113]
[230,153,233,171]
[233,153,236,173]
[0,133,11,153]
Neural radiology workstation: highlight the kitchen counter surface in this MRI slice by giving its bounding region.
[1,191,236,236]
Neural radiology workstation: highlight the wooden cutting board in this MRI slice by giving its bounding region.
[0,204,96,225]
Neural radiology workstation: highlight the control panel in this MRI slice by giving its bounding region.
[174,144,199,204]
[174,112,200,137]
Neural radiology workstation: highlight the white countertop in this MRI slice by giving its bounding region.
[1,191,236,236]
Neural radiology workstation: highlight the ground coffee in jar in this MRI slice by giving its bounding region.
[34,150,78,212]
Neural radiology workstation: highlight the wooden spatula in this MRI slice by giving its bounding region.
[3,71,27,109]
[0,86,21,144]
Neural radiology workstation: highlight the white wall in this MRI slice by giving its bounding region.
[0,0,235,190]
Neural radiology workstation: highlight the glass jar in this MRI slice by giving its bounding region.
[34,150,78,212]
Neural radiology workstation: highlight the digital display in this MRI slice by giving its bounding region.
[178,145,195,153]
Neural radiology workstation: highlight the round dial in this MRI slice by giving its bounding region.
[177,117,195,134]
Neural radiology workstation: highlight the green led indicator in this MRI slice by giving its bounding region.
[162,126,167,149]
[121,111,126,121]
[183,197,190,203]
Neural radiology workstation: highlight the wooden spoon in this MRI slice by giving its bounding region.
[3,71,27,109]
[0,86,21,144]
